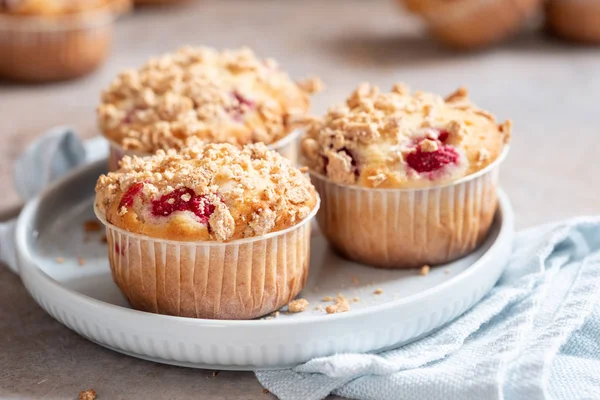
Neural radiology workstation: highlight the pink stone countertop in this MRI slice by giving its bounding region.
[1,0,599,398]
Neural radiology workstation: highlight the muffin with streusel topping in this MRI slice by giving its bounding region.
[0,0,130,82]
[95,143,319,319]
[98,46,322,170]
[302,83,511,269]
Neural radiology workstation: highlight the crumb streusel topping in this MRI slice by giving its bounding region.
[301,83,511,189]
[95,143,318,241]
[98,46,322,153]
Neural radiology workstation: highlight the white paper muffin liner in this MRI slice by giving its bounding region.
[0,7,120,81]
[546,0,600,42]
[310,149,508,269]
[107,128,302,171]
[94,197,319,320]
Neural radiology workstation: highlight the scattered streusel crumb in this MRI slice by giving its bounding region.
[79,389,96,400]
[314,305,323,311]
[444,268,451,274]
[83,220,102,232]
[78,257,86,266]
[325,294,350,314]
[288,298,309,313]
[374,288,383,295]
[420,265,431,276]
[212,371,219,377]
[352,297,360,303]
[55,257,64,264]
[322,296,334,302]
[351,276,359,284]
[263,388,270,394]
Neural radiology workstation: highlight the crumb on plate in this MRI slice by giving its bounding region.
[420,265,431,276]
[55,257,64,264]
[78,257,86,266]
[352,297,360,303]
[288,298,309,313]
[83,220,102,232]
[325,294,350,314]
[374,288,383,295]
[322,295,334,302]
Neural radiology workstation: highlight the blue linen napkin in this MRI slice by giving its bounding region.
[257,219,600,400]
[2,128,600,400]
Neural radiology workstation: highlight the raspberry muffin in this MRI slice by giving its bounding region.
[95,143,319,320]
[400,0,542,49]
[546,0,600,43]
[302,83,511,269]
[0,0,129,82]
[98,46,322,170]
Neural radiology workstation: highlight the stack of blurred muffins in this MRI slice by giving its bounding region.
[93,46,512,320]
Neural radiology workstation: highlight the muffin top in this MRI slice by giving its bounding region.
[301,83,511,189]
[0,0,124,15]
[95,143,318,242]
[98,46,322,154]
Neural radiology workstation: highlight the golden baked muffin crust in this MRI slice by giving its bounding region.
[0,0,124,15]
[98,46,322,153]
[95,143,318,242]
[302,83,511,189]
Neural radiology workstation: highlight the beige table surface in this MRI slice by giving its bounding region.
[1,0,600,398]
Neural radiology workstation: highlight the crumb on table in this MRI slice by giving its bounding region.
[79,389,97,400]
[83,220,102,232]
[374,288,383,295]
[100,235,108,244]
[352,276,359,284]
[322,295,334,302]
[288,298,309,313]
[263,388,270,394]
[212,371,219,377]
[325,294,349,314]
[420,265,431,276]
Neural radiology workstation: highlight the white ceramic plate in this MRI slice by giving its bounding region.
[15,161,514,370]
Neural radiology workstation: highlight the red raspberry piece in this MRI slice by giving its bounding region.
[228,91,256,121]
[151,188,215,224]
[437,130,449,143]
[406,141,459,173]
[119,182,144,209]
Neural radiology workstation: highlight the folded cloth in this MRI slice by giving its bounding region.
[257,219,600,400]
[2,129,600,400]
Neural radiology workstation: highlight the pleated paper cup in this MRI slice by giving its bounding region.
[94,197,319,320]
[107,128,302,171]
[546,0,600,43]
[413,0,542,49]
[0,3,126,82]
[310,149,508,269]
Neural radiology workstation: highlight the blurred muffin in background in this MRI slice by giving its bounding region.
[546,0,600,43]
[399,0,543,49]
[0,0,130,82]
[98,46,322,170]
